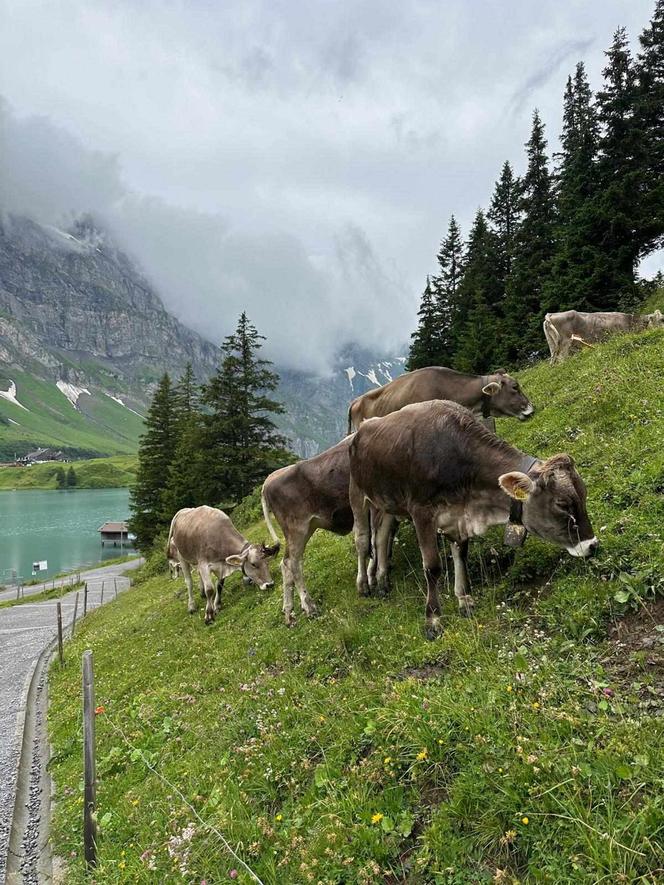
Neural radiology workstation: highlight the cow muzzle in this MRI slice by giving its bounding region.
[260,581,275,590]
[519,404,535,421]
[567,536,598,558]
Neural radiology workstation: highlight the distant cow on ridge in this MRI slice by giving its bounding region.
[347,366,534,432]
[543,309,664,363]
[349,401,597,639]
[167,505,279,624]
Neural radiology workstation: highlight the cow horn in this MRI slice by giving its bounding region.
[261,542,280,557]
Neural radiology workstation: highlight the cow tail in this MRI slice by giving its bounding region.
[261,483,280,544]
[543,314,560,360]
[165,509,180,556]
[347,402,354,436]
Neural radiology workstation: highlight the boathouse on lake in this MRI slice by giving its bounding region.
[98,521,134,547]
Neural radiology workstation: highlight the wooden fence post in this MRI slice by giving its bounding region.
[114,577,117,599]
[56,602,64,666]
[83,582,88,616]
[82,650,98,868]
[100,581,105,605]
[71,591,80,638]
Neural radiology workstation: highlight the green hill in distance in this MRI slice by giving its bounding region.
[49,319,664,883]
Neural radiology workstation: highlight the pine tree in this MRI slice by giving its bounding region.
[433,216,465,363]
[407,277,440,370]
[129,373,177,550]
[487,161,520,291]
[54,466,66,489]
[502,111,556,361]
[453,210,503,372]
[163,364,205,515]
[594,27,641,307]
[634,0,664,257]
[199,313,287,505]
[66,465,77,487]
[548,62,602,311]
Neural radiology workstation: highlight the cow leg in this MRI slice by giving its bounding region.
[450,540,474,616]
[213,575,225,614]
[281,549,296,626]
[292,538,317,619]
[350,477,371,597]
[374,512,396,597]
[198,563,216,625]
[179,558,196,614]
[412,512,443,639]
[281,526,315,625]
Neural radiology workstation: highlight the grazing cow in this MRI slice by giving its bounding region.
[349,401,597,639]
[167,505,279,624]
[347,366,534,432]
[262,436,355,625]
[544,309,664,362]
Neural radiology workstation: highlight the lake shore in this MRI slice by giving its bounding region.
[0,455,137,490]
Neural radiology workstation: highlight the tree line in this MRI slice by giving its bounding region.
[129,313,291,551]
[409,2,664,372]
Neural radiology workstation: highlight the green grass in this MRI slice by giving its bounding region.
[48,328,664,884]
[0,370,144,460]
[0,455,137,490]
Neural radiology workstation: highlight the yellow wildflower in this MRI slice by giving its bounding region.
[521,816,529,825]
[275,814,283,822]
[416,749,428,761]
[371,813,384,825]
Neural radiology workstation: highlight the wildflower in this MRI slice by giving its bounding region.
[118,860,126,870]
[229,871,238,880]
[416,749,428,761]
[371,813,384,824]
[275,814,283,822]
[506,686,512,693]
[95,705,106,715]
[383,756,392,765]
[521,816,529,825]
[531,702,540,709]
[132,799,139,806]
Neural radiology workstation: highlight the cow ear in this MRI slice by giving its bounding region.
[499,472,535,501]
[225,554,245,567]
[482,381,502,396]
[493,367,508,375]
[261,542,280,558]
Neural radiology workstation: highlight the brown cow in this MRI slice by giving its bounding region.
[349,401,597,638]
[347,366,534,432]
[261,436,355,625]
[167,506,279,624]
[544,309,664,363]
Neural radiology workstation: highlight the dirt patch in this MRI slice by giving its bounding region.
[398,657,449,681]
[601,599,664,713]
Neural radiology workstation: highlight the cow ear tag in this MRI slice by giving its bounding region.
[504,522,527,548]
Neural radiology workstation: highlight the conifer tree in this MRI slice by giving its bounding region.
[635,0,664,256]
[199,313,287,505]
[487,161,520,289]
[129,373,177,550]
[162,364,204,516]
[54,466,66,489]
[407,277,440,370]
[502,111,556,361]
[433,216,465,363]
[594,28,641,307]
[66,465,77,487]
[453,209,502,371]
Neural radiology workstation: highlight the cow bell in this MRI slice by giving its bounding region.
[504,522,528,548]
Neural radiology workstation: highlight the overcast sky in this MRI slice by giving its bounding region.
[0,0,659,371]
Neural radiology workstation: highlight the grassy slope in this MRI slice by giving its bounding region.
[0,370,144,459]
[48,329,664,884]
[0,455,137,489]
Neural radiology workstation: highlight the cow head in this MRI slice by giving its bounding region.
[498,454,598,558]
[225,542,280,590]
[482,371,534,421]
[646,309,664,328]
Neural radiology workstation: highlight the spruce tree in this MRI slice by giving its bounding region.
[66,465,77,487]
[453,210,503,372]
[54,466,66,489]
[548,62,602,311]
[635,0,664,257]
[407,277,440,370]
[129,373,177,550]
[162,364,204,516]
[487,161,520,290]
[433,216,465,362]
[199,313,287,505]
[594,28,641,307]
[502,111,556,361]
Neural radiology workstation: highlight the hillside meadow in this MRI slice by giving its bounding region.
[48,328,664,884]
[0,455,137,490]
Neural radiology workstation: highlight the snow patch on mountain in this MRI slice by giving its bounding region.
[0,380,29,411]
[344,366,356,390]
[359,368,380,386]
[104,393,144,419]
[56,380,91,408]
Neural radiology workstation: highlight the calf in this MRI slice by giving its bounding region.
[349,401,597,638]
[261,436,356,625]
[347,366,534,432]
[167,505,279,624]
[544,309,664,363]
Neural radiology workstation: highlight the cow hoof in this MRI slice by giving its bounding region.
[284,611,296,627]
[204,613,215,625]
[187,604,197,614]
[376,580,391,598]
[303,602,318,618]
[458,595,475,617]
[425,619,443,641]
[357,580,371,597]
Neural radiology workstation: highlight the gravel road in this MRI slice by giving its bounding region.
[0,558,142,883]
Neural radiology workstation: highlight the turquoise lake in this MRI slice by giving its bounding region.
[0,488,132,583]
